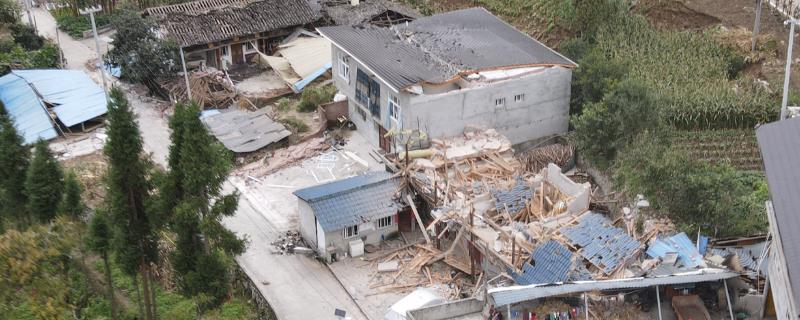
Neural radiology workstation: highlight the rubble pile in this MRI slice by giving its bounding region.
[238,137,331,178]
[271,230,310,255]
[161,69,238,109]
[517,143,574,173]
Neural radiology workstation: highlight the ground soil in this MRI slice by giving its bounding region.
[645,1,721,30]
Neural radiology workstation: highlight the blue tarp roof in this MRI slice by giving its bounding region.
[646,232,706,269]
[0,70,108,144]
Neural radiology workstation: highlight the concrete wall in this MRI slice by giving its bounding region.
[766,201,798,318]
[297,200,318,250]
[407,298,484,320]
[323,215,399,258]
[406,67,571,145]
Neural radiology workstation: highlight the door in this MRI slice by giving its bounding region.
[397,208,413,232]
[378,125,391,153]
[231,43,244,65]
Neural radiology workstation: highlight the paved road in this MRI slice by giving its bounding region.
[29,8,368,319]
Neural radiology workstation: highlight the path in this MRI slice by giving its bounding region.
[28,7,368,319]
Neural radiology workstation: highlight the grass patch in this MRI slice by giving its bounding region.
[53,10,113,39]
[297,85,336,112]
[279,116,310,133]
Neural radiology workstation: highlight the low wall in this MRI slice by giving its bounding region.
[231,262,278,320]
[407,298,483,320]
[321,100,348,123]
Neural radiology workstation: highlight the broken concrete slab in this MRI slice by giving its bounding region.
[378,260,400,272]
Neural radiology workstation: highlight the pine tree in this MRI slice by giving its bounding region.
[0,101,30,228]
[59,171,84,218]
[87,212,117,320]
[103,87,158,320]
[162,102,244,310]
[24,139,63,223]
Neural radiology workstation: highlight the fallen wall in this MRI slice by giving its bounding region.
[407,298,483,320]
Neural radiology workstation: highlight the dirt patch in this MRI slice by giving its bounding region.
[646,1,721,30]
[60,152,107,209]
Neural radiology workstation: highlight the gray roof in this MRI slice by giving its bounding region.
[756,117,800,308]
[321,0,418,26]
[317,7,576,91]
[145,0,319,47]
[201,108,291,153]
[490,269,739,306]
[293,171,402,231]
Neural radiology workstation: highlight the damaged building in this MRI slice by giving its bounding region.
[144,0,319,69]
[318,8,576,152]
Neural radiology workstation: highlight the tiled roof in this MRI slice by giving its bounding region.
[511,240,573,285]
[317,7,576,91]
[293,171,402,232]
[145,0,319,47]
[561,212,642,275]
[492,177,533,215]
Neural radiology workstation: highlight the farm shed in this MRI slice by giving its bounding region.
[144,0,319,69]
[0,69,108,143]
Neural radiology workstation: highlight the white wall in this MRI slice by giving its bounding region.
[767,201,799,318]
[298,200,318,250]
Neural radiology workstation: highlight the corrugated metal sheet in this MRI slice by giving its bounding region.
[560,213,642,274]
[318,7,576,91]
[0,72,59,144]
[11,70,108,127]
[201,108,290,153]
[293,171,402,231]
[492,177,532,215]
[511,240,573,285]
[646,232,706,269]
[490,269,739,307]
[757,117,800,309]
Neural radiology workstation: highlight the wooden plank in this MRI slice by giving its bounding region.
[406,194,431,244]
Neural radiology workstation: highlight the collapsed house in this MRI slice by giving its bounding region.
[320,0,418,27]
[144,0,319,69]
[318,8,576,152]
[757,116,800,318]
[0,69,108,143]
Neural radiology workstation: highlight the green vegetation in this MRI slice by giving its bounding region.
[0,102,29,229]
[298,85,336,112]
[279,116,310,133]
[108,8,178,90]
[24,140,64,223]
[54,10,114,39]
[671,129,762,171]
[0,0,60,74]
[275,98,292,112]
[59,171,85,218]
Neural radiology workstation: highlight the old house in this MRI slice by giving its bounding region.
[317,8,576,152]
[294,171,403,261]
[144,0,318,69]
[757,117,800,319]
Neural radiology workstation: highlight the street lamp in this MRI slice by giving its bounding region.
[780,18,799,121]
[79,5,109,101]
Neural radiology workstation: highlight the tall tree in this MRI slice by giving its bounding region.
[87,212,117,320]
[59,171,84,218]
[0,102,29,228]
[24,139,64,223]
[162,102,244,311]
[104,87,158,320]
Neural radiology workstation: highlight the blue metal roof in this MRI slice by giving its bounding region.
[0,70,108,144]
[293,171,403,232]
[0,72,58,144]
[492,177,533,214]
[646,232,705,269]
[511,240,574,285]
[561,212,642,275]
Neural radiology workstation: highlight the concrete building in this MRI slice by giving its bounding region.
[756,117,800,319]
[293,171,403,262]
[317,8,576,152]
[144,0,318,69]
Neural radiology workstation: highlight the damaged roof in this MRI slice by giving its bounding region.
[294,171,402,231]
[756,117,800,310]
[321,0,419,26]
[145,0,319,47]
[317,7,576,91]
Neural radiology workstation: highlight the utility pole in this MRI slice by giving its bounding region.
[179,47,192,100]
[780,18,798,121]
[79,5,109,102]
[22,0,35,31]
[752,0,763,51]
[55,25,64,68]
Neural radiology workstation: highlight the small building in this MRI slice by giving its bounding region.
[317,8,576,152]
[293,171,403,261]
[144,0,319,69]
[756,117,800,318]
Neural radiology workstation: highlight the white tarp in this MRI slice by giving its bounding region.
[385,288,445,320]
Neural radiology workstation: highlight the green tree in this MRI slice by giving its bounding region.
[0,102,29,228]
[108,8,177,90]
[571,79,663,168]
[569,48,628,115]
[59,171,85,218]
[104,87,158,320]
[162,102,244,311]
[0,0,19,25]
[87,212,117,320]
[24,139,64,223]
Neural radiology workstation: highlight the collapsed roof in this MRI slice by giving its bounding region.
[144,0,319,47]
[320,0,419,26]
[317,7,576,91]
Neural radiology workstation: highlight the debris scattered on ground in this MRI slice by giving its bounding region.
[239,137,331,178]
[161,69,238,109]
[271,230,306,255]
[518,143,574,173]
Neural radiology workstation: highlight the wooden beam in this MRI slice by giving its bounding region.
[406,194,431,244]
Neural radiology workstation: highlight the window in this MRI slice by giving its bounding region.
[244,42,256,53]
[220,45,229,57]
[514,94,525,102]
[343,225,359,239]
[495,97,506,107]
[338,53,350,83]
[355,69,381,118]
[388,95,401,121]
[377,216,392,229]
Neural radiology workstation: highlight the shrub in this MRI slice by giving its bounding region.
[275,98,292,112]
[55,11,114,39]
[279,116,309,133]
[10,23,42,50]
[297,85,336,112]
[569,47,628,115]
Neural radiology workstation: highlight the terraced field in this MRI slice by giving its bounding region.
[672,129,763,171]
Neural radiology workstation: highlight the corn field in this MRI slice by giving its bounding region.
[671,129,763,171]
